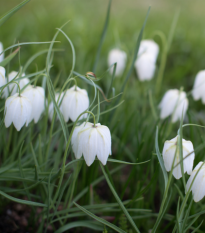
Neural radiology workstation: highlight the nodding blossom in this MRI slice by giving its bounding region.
[192,70,205,103]
[159,89,189,123]
[108,49,127,77]
[186,162,205,202]
[22,85,45,123]
[62,86,89,122]
[71,122,112,166]
[0,66,6,87]
[3,71,29,98]
[162,136,195,179]
[135,39,159,81]
[4,93,32,131]
[0,42,4,63]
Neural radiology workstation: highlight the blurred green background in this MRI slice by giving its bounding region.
[1,0,205,84]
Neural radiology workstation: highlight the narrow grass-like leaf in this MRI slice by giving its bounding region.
[155,126,168,188]
[74,202,126,233]
[0,0,31,26]
[92,0,112,72]
[108,158,150,165]
[55,220,104,233]
[0,190,47,207]
[100,163,140,233]
[0,47,20,66]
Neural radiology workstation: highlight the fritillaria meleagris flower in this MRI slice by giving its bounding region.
[192,70,205,103]
[159,89,188,123]
[4,93,32,131]
[71,122,112,166]
[162,136,194,179]
[48,92,64,121]
[108,48,127,77]
[22,85,45,123]
[62,86,89,122]
[186,162,205,202]
[135,39,159,81]
[0,66,6,88]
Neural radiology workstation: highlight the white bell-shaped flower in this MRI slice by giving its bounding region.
[71,122,112,166]
[0,42,4,62]
[4,93,32,131]
[3,71,29,98]
[62,86,89,122]
[186,162,205,202]
[134,54,156,81]
[0,66,6,87]
[108,48,127,77]
[159,89,189,123]
[22,85,45,123]
[192,70,205,103]
[48,92,64,121]
[138,40,159,62]
[162,136,195,179]
[135,40,159,81]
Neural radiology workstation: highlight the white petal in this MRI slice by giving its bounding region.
[108,49,127,77]
[0,42,4,62]
[4,95,17,127]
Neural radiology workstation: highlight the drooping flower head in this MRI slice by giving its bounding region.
[4,93,32,131]
[62,86,89,122]
[135,39,159,81]
[0,66,6,88]
[186,162,205,202]
[71,122,112,166]
[22,85,45,123]
[3,71,29,98]
[159,89,189,123]
[108,48,127,77]
[192,70,205,103]
[162,136,195,179]
[0,42,4,63]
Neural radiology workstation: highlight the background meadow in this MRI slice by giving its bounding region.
[1,0,205,232]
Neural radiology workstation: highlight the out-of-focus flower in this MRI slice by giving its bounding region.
[138,40,159,62]
[159,89,189,123]
[48,92,64,121]
[108,48,127,77]
[0,42,4,62]
[162,136,195,179]
[0,66,6,87]
[135,39,159,81]
[22,85,45,123]
[134,54,156,81]
[192,70,205,103]
[62,86,89,122]
[71,122,112,166]
[4,93,32,131]
[3,71,29,98]
[186,162,205,202]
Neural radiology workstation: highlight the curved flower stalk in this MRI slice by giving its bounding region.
[186,162,205,202]
[3,71,29,98]
[62,86,89,122]
[192,70,205,103]
[0,42,4,62]
[159,89,188,123]
[71,122,112,166]
[4,93,32,131]
[162,136,195,179]
[135,39,159,81]
[48,92,64,121]
[22,85,45,123]
[107,48,127,77]
[0,66,6,87]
